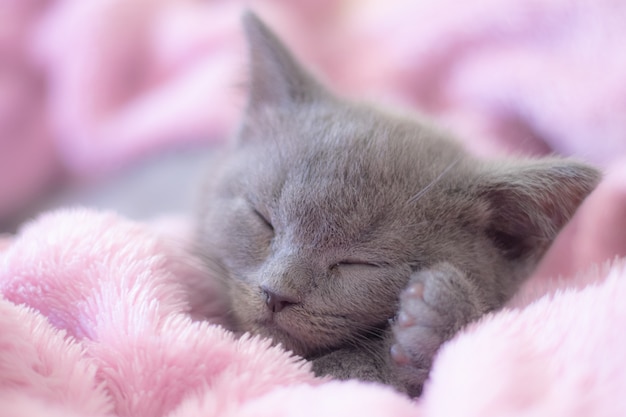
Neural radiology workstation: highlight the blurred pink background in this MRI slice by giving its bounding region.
[2,0,626,231]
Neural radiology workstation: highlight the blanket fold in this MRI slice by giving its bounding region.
[1,208,626,416]
[0,209,320,417]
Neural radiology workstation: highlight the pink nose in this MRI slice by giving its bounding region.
[261,286,299,313]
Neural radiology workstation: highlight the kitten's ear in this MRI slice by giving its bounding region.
[242,11,326,110]
[479,159,601,259]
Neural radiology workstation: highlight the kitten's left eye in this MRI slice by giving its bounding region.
[331,260,381,270]
[253,208,274,231]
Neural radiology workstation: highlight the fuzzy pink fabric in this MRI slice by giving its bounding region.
[0,209,320,416]
[324,0,626,163]
[1,207,626,416]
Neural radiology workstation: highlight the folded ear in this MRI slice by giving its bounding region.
[242,11,326,112]
[479,159,601,260]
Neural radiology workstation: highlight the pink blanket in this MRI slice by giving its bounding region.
[2,167,626,416]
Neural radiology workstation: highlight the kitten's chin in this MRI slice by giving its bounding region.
[250,322,312,357]
[236,306,343,357]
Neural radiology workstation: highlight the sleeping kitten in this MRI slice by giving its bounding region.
[194,12,600,397]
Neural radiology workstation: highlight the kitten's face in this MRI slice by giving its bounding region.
[194,14,599,357]
[199,104,493,355]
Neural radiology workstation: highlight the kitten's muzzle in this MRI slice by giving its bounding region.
[261,286,300,313]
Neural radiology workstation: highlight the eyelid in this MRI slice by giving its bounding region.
[252,208,274,230]
[334,260,381,268]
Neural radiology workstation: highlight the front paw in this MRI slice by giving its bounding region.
[390,263,485,393]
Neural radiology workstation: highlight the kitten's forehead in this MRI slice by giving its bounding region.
[242,104,471,249]
[248,103,465,183]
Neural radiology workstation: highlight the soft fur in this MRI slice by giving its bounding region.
[193,13,600,395]
[1,208,626,416]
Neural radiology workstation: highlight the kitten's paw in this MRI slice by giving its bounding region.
[390,263,485,391]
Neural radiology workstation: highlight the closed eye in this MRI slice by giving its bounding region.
[331,260,382,270]
[252,208,274,231]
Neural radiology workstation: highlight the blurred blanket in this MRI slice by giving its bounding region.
[2,0,626,219]
[1,205,626,417]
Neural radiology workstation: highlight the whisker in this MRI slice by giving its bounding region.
[344,332,389,365]
[406,156,462,205]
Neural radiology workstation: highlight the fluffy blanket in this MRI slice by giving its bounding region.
[2,194,626,416]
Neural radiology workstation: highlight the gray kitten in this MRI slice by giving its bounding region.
[194,13,600,397]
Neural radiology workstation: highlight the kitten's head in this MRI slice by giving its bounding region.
[195,13,600,357]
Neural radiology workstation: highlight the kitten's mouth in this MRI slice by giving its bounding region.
[255,311,294,334]
[246,307,319,355]
[252,316,309,354]
[242,300,388,357]
[255,313,278,329]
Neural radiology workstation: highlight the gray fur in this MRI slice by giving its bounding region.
[193,12,600,397]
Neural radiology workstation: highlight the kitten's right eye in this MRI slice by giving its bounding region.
[253,208,274,231]
[331,260,382,270]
